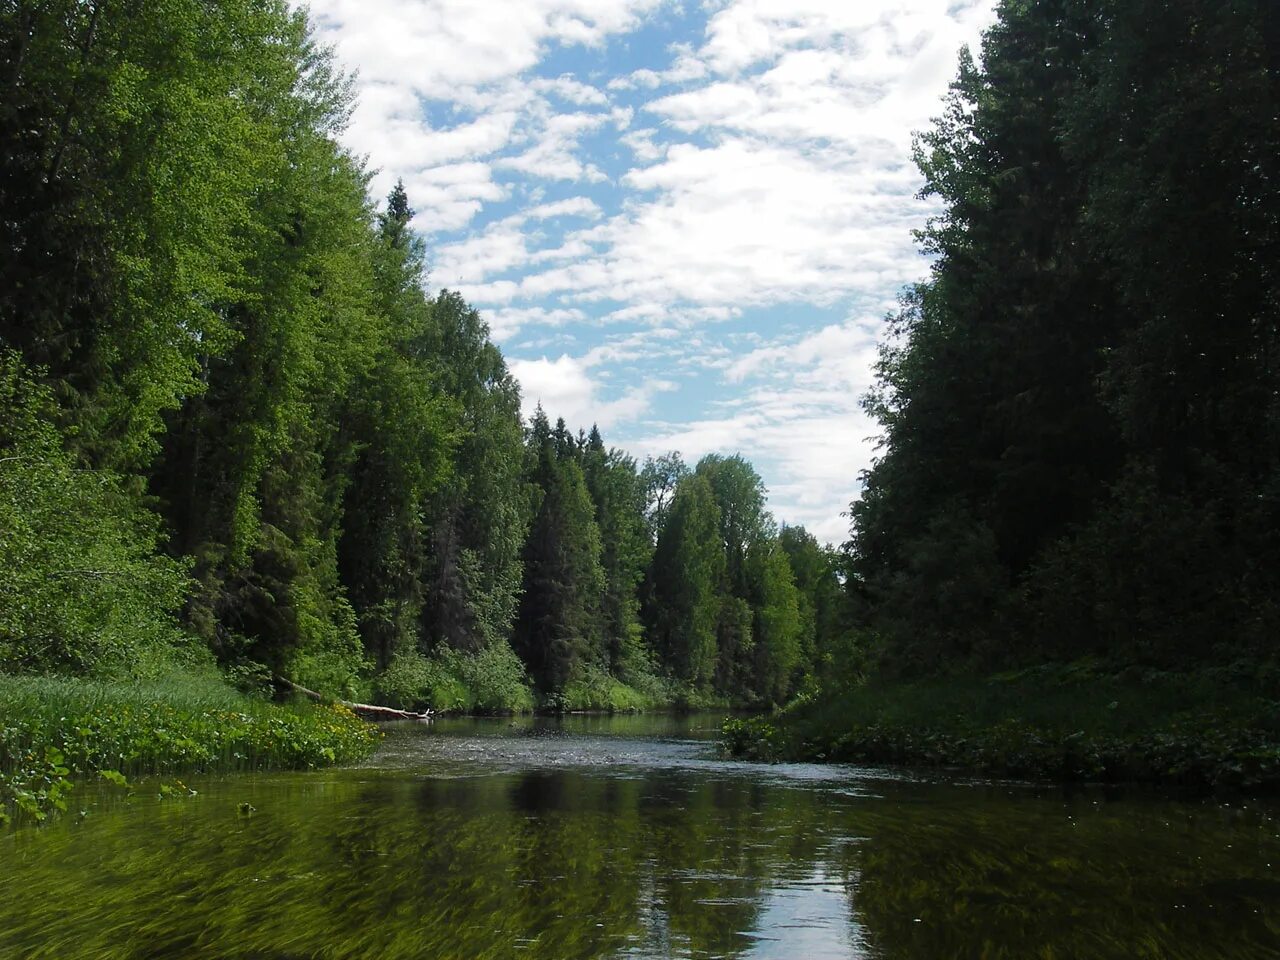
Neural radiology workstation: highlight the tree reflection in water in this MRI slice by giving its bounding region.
[1,716,1277,959]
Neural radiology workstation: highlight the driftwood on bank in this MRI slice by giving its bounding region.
[276,676,432,722]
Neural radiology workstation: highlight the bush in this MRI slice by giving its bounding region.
[775,667,1280,789]
[720,716,783,762]
[374,643,534,714]
[554,664,650,713]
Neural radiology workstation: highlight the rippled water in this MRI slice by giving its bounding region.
[2,713,1278,959]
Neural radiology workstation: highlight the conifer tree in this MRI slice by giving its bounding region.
[647,475,724,688]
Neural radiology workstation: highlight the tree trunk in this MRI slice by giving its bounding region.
[276,676,432,722]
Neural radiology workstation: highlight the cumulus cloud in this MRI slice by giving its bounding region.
[482,306,588,341]
[304,0,659,224]
[307,0,663,97]
[304,0,999,541]
[509,353,677,430]
[428,0,993,308]
[632,315,887,544]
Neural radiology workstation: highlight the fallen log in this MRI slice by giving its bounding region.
[276,676,432,722]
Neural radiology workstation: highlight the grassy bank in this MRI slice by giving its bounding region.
[0,674,380,826]
[723,665,1280,790]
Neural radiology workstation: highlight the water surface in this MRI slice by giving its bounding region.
[2,713,1277,959]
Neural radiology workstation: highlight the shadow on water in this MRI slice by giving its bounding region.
[1,714,1278,959]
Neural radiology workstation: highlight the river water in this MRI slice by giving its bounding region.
[2,713,1278,959]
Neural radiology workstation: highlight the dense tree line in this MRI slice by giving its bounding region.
[7,0,1262,714]
[0,0,835,709]
[849,0,1278,676]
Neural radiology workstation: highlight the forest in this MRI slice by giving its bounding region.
[756,0,1279,782]
[1,0,1276,794]
[0,0,841,718]
[846,0,1277,676]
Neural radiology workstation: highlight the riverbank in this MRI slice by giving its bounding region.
[0,674,380,826]
[724,665,1280,790]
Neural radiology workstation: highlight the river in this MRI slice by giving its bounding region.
[2,713,1278,958]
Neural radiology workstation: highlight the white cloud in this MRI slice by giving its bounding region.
[496,110,612,182]
[304,0,1000,542]
[466,138,926,309]
[525,197,602,221]
[631,317,886,544]
[303,0,660,226]
[427,0,992,303]
[533,75,610,106]
[307,0,663,98]
[403,161,508,232]
[482,305,588,341]
[510,354,676,430]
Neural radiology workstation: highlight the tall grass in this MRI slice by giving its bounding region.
[0,672,379,826]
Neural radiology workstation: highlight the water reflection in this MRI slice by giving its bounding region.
[1,716,1277,959]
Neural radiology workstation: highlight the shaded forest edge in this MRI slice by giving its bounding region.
[2,0,1277,814]
[726,0,1279,788]
[723,664,1280,791]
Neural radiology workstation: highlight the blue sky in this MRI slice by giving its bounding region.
[305,0,997,544]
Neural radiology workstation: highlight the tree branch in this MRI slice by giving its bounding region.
[276,675,432,722]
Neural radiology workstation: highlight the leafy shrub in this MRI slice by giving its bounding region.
[0,354,194,678]
[779,668,1280,789]
[554,663,650,713]
[374,643,534,714]
[720,716,784,761]
[375,650,437,710]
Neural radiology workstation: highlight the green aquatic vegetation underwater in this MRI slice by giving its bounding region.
[0,674,379,825]
[1,717,1278,960]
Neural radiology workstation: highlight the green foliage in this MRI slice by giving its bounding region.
[515,412,607,693]
[335,193,456,672]
[639,451,688,541]
[0,672,378,825]
[776,667,1280,789]
[719,716,782,762]
[745,541,803,706]
[845,0,1279,677]
[554,664,652,714]
[375,644,534,715]
[582,434,653,675]
[695,454,771,594]
[647,475,725,688]
[0,0,339,469]
[0,355,194,677]
[778,526,846,685]
[416,291,528,655]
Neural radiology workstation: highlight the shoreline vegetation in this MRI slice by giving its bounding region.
[722,665,1280,792]
[0,673,380,827]
[0,666,732,828]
